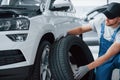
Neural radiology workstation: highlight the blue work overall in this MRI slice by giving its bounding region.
[95,22,120,80]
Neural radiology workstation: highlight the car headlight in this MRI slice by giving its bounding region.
[0,18,30,31]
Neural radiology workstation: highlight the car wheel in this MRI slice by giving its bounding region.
[31,41,53,80]
[49,35,95,80]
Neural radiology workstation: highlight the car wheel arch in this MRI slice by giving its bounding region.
[40,32,55,44]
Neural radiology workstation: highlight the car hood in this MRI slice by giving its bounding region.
[0,6,41,18]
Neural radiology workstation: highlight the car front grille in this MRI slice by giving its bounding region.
[0,50,26,66]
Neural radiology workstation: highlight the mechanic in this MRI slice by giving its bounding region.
[67,2,120,80]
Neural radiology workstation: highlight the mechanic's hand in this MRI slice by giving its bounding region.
[74,65,89,80]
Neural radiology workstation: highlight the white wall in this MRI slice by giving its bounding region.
[71,0,107,6]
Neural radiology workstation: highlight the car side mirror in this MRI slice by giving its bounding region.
[52,0,71,8]
[40,3,45,12]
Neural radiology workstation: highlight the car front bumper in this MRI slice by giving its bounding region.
[0,65,33,80]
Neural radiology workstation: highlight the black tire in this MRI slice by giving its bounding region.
[30,41,52,80]
[49,35,95,80]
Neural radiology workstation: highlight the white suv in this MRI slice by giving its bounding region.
[0,0,82,80]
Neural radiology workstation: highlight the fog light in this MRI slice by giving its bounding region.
[6,33,28,42]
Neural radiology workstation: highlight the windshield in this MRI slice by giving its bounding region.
[0,0,41,6]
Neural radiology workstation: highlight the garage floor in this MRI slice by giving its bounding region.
[89,46,120,80]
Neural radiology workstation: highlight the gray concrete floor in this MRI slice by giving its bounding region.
[89,46,120,80]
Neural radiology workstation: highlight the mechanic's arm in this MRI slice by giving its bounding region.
[87,41,120,70]
[67,24,92,35]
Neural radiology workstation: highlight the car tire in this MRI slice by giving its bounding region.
[30,41,52,80]
[49,35,95,80]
